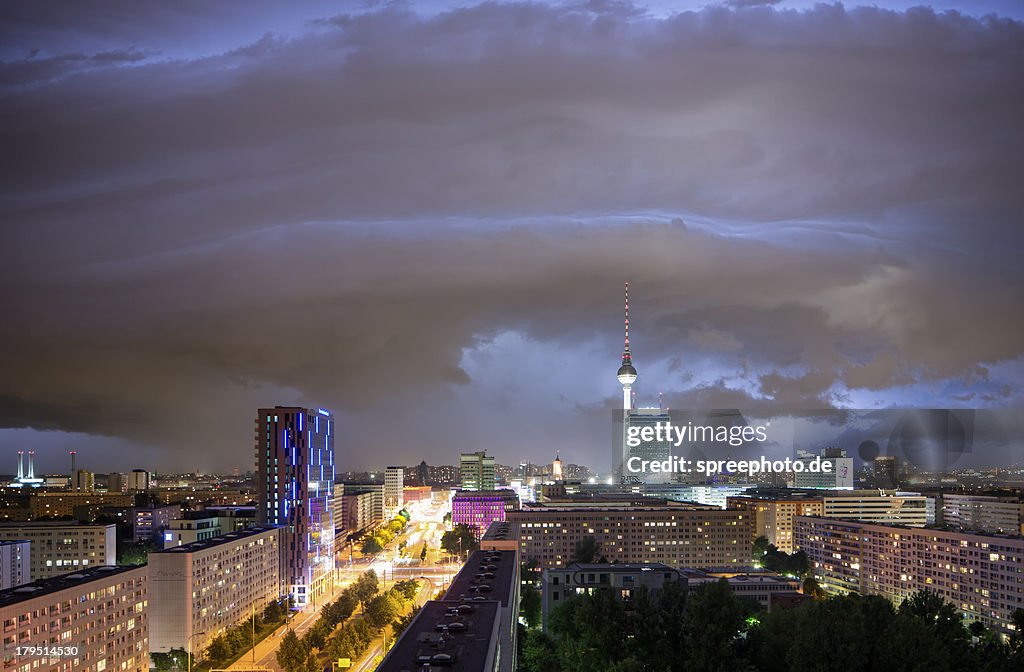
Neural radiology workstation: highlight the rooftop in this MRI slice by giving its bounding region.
[445,550,517,608]
[376,599,500,672]
[0,565,144,609]
[152,524,281,554]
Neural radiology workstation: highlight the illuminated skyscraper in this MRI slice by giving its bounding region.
[384,466,404,519]
[256,406,335,607]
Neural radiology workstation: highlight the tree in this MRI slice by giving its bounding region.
[441,524,478,558]
[276,630,308,672]
[682,579,754,672]
[206,634,231,662]
[753,536,771,561]
[361,536,383,555]
[521,585,542,628]
[572,536,601,564]
[393,605,422,637]
[353,570,379,609]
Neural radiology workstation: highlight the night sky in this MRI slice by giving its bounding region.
[2,1,1023,474]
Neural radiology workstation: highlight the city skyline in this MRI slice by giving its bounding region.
[4,1,1024,473]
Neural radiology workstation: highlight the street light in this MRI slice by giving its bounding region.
[187,630,206,672]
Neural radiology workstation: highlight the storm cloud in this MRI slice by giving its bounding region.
[1,1,1022,472]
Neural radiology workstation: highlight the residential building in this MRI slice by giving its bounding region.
[794,516,1024,637]
[128,470,150,492]
[0,564,148,672]
[256,406,335,607]
[0,522,115,580]
[0,541,29,589]
[508,501,752,570]
[728,496,825,554]
[941,494,1024,535]
[148,526,285,662]
[29,492,135,519]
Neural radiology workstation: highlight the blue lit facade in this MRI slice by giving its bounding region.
[256,406,335,607]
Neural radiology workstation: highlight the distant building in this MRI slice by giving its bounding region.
[148,526,285,662]
[29,491,135,518]
[72,469,95,491]
[452,491,520,540]
[941,493,1024,535]
[542,562,685,631]
[384,466,404,519]
[416,460,430,486]
[107,472,126,492]
[794,516,1024,637]
[0,565,148,672]
[460,452,496,491]
[728,495,825,554]
[682,569,800,610]
[822,491,928,527]
[164,516,221,546]
[789,448,854,490]
[873,456,899,489]
[509,501,752,570]
[128,469,150,492]
[256,406,335,607]
[0,522,116,580]
[334,482,384,537]
[0,540,30,589]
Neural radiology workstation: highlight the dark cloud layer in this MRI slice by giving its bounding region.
[1,2,1022,472]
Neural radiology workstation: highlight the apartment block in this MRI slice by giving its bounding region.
[508,502,752,570]
[941,494,1024,535]
[148,526,285,661]
[0,542,29,590]
[0,523,115,580]
[794,516,1024,636]
[0,564,148,672]
[728,496,824,554]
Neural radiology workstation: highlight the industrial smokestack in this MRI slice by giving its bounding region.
[16,451,24,481]
[70,451,77,477]
[27,451,35,480]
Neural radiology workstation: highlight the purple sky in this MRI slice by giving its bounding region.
[2,1,1023,474]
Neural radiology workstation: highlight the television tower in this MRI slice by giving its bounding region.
[616,281,638,410]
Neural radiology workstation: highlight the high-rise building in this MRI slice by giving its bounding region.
[255,406,335,607]
[128,469,150,491]
[384,466,404,519]
[416,460,430,486]
[0,565,148,672]
[873,456,899,489]
[72,469,95,491]
[107,472,126,492]
[460,452,496,491]
[794,516,1024,637]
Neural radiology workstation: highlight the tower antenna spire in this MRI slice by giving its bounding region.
[616,281,638,410]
